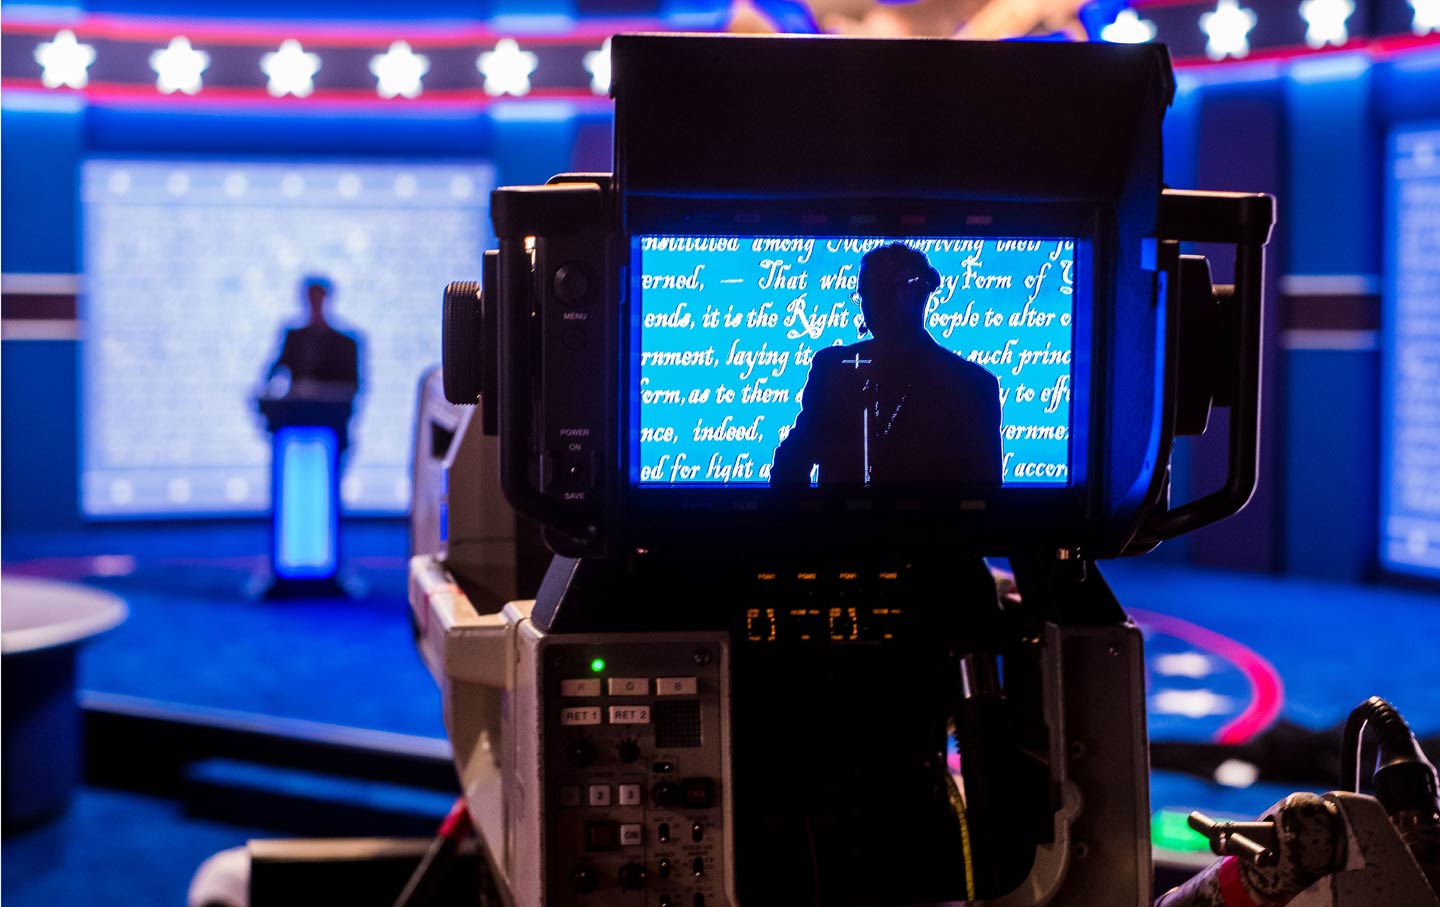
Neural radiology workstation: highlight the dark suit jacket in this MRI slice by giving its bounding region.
[269,325,359,450]
[771,340,1003,485]
[274,325,359,389]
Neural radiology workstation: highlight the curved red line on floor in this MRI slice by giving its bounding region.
[1129,607,1285,745]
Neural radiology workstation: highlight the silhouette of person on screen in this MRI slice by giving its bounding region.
[770,243,1002,486]
[265,276,361,453]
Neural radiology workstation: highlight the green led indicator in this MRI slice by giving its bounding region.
[1151,810,1211,853]
[590,658,606,673]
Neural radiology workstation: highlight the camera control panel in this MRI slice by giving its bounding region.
[541,636,732,906]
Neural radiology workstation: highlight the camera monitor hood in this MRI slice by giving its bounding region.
[479,35,1268,559]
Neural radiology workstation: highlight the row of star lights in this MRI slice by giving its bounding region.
[34,32,613,97]
[1099,0,1437,56]
[28,0,1440,93]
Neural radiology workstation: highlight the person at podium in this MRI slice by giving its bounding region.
[770,244,1003,487]
[265,276,362,454]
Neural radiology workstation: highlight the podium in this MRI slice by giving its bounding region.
[257,394,353,598]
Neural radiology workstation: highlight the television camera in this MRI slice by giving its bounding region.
[404,33,1435,907]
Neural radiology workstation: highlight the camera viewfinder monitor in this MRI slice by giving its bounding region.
[631,234,1078,494]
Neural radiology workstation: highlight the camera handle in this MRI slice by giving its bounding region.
[1137,189,1275,545]
[492,183,607,545]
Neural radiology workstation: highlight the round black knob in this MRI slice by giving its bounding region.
[441,281,482,405]
[568,739,597,768]
[618,862,648,891]
[553,262,591,306]
[571,864,599,893]
[617,738,641,763]
[651,780,679,808]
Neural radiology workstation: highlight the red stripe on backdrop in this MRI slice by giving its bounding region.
[2,15,673,48]
[0,78,612,112]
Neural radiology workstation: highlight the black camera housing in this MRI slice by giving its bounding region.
[449,35,1274,561]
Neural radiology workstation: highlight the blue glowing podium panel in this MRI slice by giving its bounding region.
[274,426,339,578]
[81,159,493,517]
[1382,124,1440,578]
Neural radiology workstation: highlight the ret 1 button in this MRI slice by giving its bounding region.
[553,262,591,306]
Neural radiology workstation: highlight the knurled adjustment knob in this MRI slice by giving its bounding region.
[651,780,680,808]
[617,738,641,763]
[618,862,648,891]
[568,739,597,768]
[441,281,483,405]
[553,262,592,307]
[572,864,600,894]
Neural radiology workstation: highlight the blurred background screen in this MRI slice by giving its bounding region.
[1382,124,1440,578]
[80,158,494,516]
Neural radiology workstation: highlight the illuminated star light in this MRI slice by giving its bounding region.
[1300,0,1354,47]
[1413,0,1440,34]
[583,38,612,95]
[261,39,321,98]
[369,41,429,99]
[34,29,96,89]
[477,39,538,97]
[1101,9,1158,42]
[1200,0,1258,60]
[150,36,210,95]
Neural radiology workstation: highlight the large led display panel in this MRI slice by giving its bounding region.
[82,159,493,516]
[1383,124,1440,577]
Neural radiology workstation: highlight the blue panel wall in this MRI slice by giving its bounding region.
[2,102,84,274]
[1284,56,1378,277]
[3,101,85,530]
[1,340,81,531]
[1283,350,1380,578]
[84,107,494,158]
[1279,57,1380,580]
[1186,80,1287,573]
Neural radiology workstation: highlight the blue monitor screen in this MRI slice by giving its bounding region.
[1382,124,1440,578]
[81,158,493,517]
[632,235,1076,487]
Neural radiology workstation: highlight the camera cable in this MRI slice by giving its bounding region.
[392,797,473,907]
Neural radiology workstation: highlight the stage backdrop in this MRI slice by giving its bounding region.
[81,158,493,516]
[1382,122,1440,579]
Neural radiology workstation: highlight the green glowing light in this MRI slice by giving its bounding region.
[1151,810,1212,853]
[590,658,606,673]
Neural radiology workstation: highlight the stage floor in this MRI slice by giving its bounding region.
[3,520,1438,901]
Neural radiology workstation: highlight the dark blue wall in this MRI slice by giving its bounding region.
[3,103,84,275]
[3,101,85,531]
[1280,58,1383,581]
[6,42,1440,586]
[1146,53,1440,582]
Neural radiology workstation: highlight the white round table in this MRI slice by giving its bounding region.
[2,575,126,827]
